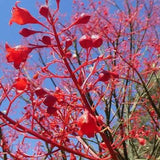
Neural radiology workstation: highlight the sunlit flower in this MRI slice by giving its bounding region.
[9,1,41,25]
[5,43,32,69]
[77,110,100,138]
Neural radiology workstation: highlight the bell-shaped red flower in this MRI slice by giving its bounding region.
[13,77,27,90]
[5,43,33,69]
[77,110,100,138]
[98,70,119,82]
[74,13,91,25]
[65,39,72,49]
[35,88,47,98]
[91,35,103,48]
[9,1,41,25]
[43,94,57,107]
[39,5,49,18]
[79,35,92,49]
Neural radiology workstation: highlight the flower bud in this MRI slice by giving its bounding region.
[74,13,91,25]
[65,51,72,58]
[42,36,51,45]
[91,35,103,48]
[98,70,119,82]
[35,88,47,98]
[19,28,39,37]
[79,35,92,48]
[65,39,72,49]
[39,5,49,18]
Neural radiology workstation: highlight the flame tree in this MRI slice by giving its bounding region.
[0,0,160,159]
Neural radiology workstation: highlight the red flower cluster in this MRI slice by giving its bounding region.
[79,34,103,48]
[77,110,100,138]
[5,43,32,69]
[35,88,57,115]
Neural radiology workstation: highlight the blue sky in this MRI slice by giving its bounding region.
[0,0,73,44]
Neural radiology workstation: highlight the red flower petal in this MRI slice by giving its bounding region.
[43,94,57,107]
[77,110,100,138]
[5,43,32,69]
[47,106,57,115]
[35,88,47,98]
[9,1,41,25]
[14,78,27,90]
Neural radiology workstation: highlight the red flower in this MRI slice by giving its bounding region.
[65,39,72,49]
[35,88,47,98]
[43,94,57,107]
[74,13,91,25]
[41,36,51,45]
[77,110,100,138]
[9,1,41,25]
[98,70,119,82]
[47,106,57,116]
[91,35,103,48]
[5,43,32,69]
[137,137,146,146]
[79,35,92,49]
[70,153,76,160]
[39,5,49,18]
[13,78,27,90]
